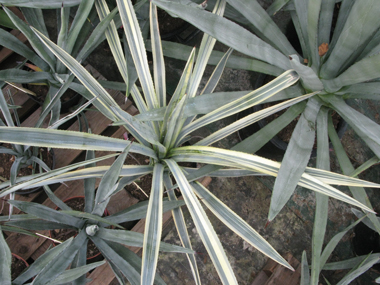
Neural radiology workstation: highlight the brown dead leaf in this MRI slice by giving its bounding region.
[304,58,308,64]
[319,43,329,56]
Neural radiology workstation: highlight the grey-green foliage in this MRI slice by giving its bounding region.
[4,149,188,285]
[0,1,123,126]
[148,0,380,283]
[1,0,380,284]
[151,0,380,232]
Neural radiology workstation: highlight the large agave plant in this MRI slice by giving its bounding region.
[149,0,380,283]
[0,0,380,284]
[151,0,380,219]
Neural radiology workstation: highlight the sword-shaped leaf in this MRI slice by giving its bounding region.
[76,6,119,62]
[150,2,166,107]
[324,95,380,158]
[310,108,330,285]
[96,0,129,91]
[0,28,46,70]
[106,239,167,285]
[61,211,123,229]
[0,0,82,8]
[226,0,296,56]
[337,254,380,285]
[6,219,74,231]
[92,145,130,216]
[163,173,201,285]
[106,199,185,224]
[117,0,158,110]
[300,251,310,285]
[269,98,321,221]
[0,69,55,83]
[13,238,74,285]
[323,52,380,92]
[0,226,11,285]
[91,236,141,285]
[321,0,380,79]
[152,0,290,71]
[191,181,293,270]
[8,200,83,228]
[179,70,299,141]
[46,261,105,285]
[165,159,238,285]
[141,163,164,285]
[168,146,376,213]
[201,48,233,96]
[95,228,193,253]
[322,254,380,271]
[328,115,380,233]
[320,217,365,269]
[3,6,56,71]
[196,92,316,146]
[28,165,153,187]
[147,40,283,76]
[30,26,122,120]
[0,225,38,237]
[187,0,226,99]
[0,153,118,196]
[160,48,195,140]
[32,230,87,284]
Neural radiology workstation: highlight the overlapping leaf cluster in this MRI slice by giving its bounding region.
[0,0,379,284]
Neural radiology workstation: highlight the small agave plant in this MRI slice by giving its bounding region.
[0,0,380,284]
[0,81,53,197]
[0,148,190,284]
[0,0,123,122]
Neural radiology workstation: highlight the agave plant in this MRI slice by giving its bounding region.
[147,0,380,283]
[0,0,126,123]
[0,81,54,197]
[0,225,107,284]
[151,0,380,238]
[0,148,191,284]
[0,0,380,284]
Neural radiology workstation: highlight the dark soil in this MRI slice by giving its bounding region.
[157,8,188,40]
[50,197,105,259]
[11,254,28,281]
[0,144,54,192]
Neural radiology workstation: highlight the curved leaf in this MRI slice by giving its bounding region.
[169,146,376,213]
